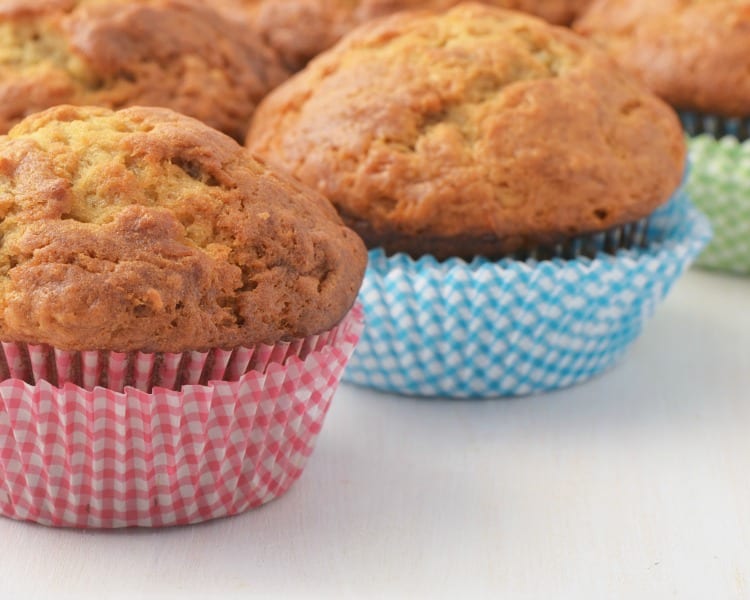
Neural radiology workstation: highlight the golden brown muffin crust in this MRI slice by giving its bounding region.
[235,0,594,70]
[247,4,686,259]
[0,105,366,352]
[0,0,288,140]
[575,0,750,117]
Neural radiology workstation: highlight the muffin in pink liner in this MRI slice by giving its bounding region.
[0,105,366,528]
[0,305,363,528]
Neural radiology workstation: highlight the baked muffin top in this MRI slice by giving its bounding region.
[0,105,366,352]
[247,4,686,259]
[575,0,750,117]
[237,0,594,70]
[0,0,288,140]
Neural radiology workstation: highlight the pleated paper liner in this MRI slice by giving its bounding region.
[680,110,750,274]
[0,304,363,528]
[680,111,750,141]
[343,191,710,398]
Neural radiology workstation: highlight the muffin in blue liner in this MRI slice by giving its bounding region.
[679,111,750,275]
[247,6,699,397]
[343,190,710,398]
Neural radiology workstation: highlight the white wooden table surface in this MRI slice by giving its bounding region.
[0,269,748,600]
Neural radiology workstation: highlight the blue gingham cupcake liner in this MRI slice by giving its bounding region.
[343,189,711,398]
[679,111,750,274]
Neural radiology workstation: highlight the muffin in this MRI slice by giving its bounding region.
[235,0,595,71]
[0,104,366,527]
[249,4,685,260]
[0,0,288,141]
[248,4,710,397]
[575,0,750,274]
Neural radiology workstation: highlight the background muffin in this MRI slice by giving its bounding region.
[0,105,366,527]
[576,0,750,274]
[0,0,287,140]
[575,0,750,118]
[235,0,595,71]
[247,4,708,398]
[248,4,685,260]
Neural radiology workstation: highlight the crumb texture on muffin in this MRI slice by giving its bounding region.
[0,0,288,140]
[248,4,686,258]
[236,0,594,70]
[0,105,366,352]
[575,0,750,117]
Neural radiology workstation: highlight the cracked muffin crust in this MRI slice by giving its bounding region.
[0,105,367,352]
[235,0,595,70]
[575,0,750,117]
[0,0,288,140]
[247,4,686,260]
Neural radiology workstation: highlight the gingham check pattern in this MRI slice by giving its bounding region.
[344,195,710,398]
[0,305,363,528]
[685,127,750,275]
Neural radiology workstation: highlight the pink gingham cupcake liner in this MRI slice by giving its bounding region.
[0,304,363,528]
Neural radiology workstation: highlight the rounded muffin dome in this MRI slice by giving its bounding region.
[575,0,750,117]
[247,3,686,259]
[0,0,288,140]
[0,105,366,351]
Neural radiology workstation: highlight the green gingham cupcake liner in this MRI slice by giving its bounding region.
[680,111,750,274]
[343,189,710,398]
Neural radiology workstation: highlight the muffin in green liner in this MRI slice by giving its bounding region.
[576,1,750,274]
[682,114,750,274]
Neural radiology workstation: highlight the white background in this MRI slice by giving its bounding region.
[0,269,748,599]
